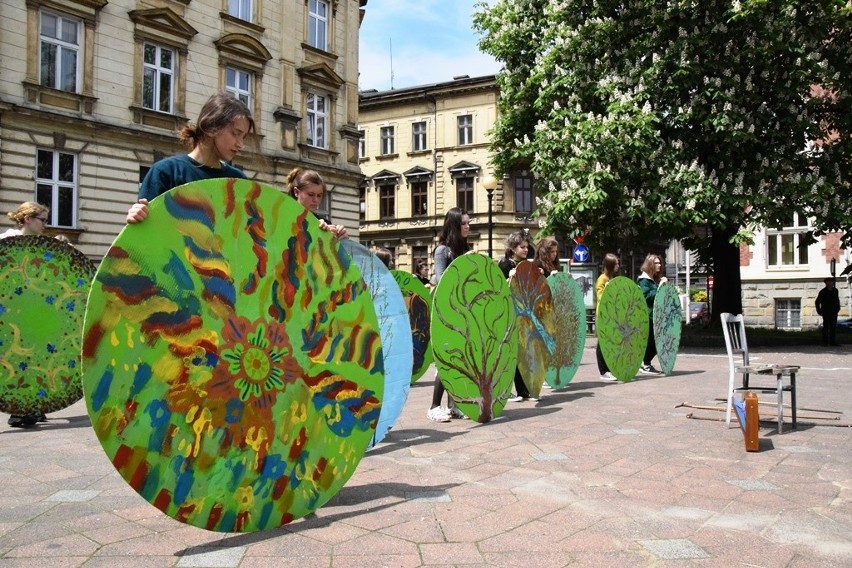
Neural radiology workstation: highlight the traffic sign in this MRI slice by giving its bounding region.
[572,244,590,263]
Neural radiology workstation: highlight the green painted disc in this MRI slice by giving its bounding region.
[545,272,586,388]
[596,276,648,382]
[509,261,556,397]
[431,253,516,423]
[653,283,682,375]
[0,235,96,415]
[390,270,433,383]
[82,179,384,532]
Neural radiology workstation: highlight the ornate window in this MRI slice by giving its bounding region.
[228,0,252,22]
[306,92,328,149]
[24,1,107,113]
[308,0,329,51]
[39,10,80,92]
[129,8,198,129]
[226,67,252,106]
[379,184,395,219]
[142,43,174,114]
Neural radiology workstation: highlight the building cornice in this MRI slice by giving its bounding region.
[359,75,496,108]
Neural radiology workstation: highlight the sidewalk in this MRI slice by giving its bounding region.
[1,343,850,567]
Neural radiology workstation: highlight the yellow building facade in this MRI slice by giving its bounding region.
[0,0,367,259]
[358,75,544,275]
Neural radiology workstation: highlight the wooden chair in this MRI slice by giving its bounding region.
[720,313,798,433]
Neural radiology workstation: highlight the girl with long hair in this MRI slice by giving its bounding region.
[637,254,667,375]
[427,207,470,422]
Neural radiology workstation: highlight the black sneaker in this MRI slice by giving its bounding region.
[8,415,28,428]
[639,364,662,375]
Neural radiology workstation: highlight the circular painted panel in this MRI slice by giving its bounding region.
[82,179,384,532]
[596,276,648,382]
[431,254,516,423]
[390,270,433,384]
[653,283,682,375]
[339,240,412,449]
[545,272,586,388]
[509,260,556,398]
[0,235,96,415]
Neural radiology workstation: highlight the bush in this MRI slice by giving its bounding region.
[691,289,708,302]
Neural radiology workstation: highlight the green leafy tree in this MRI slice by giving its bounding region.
[474,0,851,318]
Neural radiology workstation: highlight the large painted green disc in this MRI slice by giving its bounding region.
[431,253,516,423]
[390,270,433,384]
[596,276,648,383]
[509,260,556,398]
[0,235,96,415]
[545,272,585,388]
[82,179,384,533]
[653,283,682,375]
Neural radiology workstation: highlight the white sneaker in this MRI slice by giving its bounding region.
[427,406,450,422]
[600,372,618,382]
[640,364,662,375]
[507,395,525,402]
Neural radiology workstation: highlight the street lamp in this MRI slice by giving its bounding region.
[481,174,499,258]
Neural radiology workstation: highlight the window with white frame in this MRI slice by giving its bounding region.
[228,0,252,21]
[226,67,252,107]
[39,10,81,92]
[142,42,174,113]
[775,298,801,329]
[308,0,329,51]
[412,121,427,152]
[767,212,810,267]
[381,126,395,155]
[457,114,473,145]
[358,129,366,159]
[36,149,77,228]
[306,92,327,148]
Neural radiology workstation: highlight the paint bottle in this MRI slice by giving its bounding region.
[743,391,759,452]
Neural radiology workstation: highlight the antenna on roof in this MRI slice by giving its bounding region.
[389,38,394,90]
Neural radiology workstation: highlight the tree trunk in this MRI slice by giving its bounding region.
[710,225,743,323]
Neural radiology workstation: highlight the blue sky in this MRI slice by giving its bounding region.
[358,0,501,92]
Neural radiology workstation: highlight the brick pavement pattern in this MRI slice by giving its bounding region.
[1,344,850,567]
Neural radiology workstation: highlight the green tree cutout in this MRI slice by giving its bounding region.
[431,254,517,423]
[474,0,851,318]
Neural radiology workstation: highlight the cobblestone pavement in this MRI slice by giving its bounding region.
[1,343,850,567]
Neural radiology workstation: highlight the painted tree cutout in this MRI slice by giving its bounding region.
[653,283,682,375]
[431,254,517,423]
[597,276,648,382]
[546,272,585,388]
[509,260,556,397]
